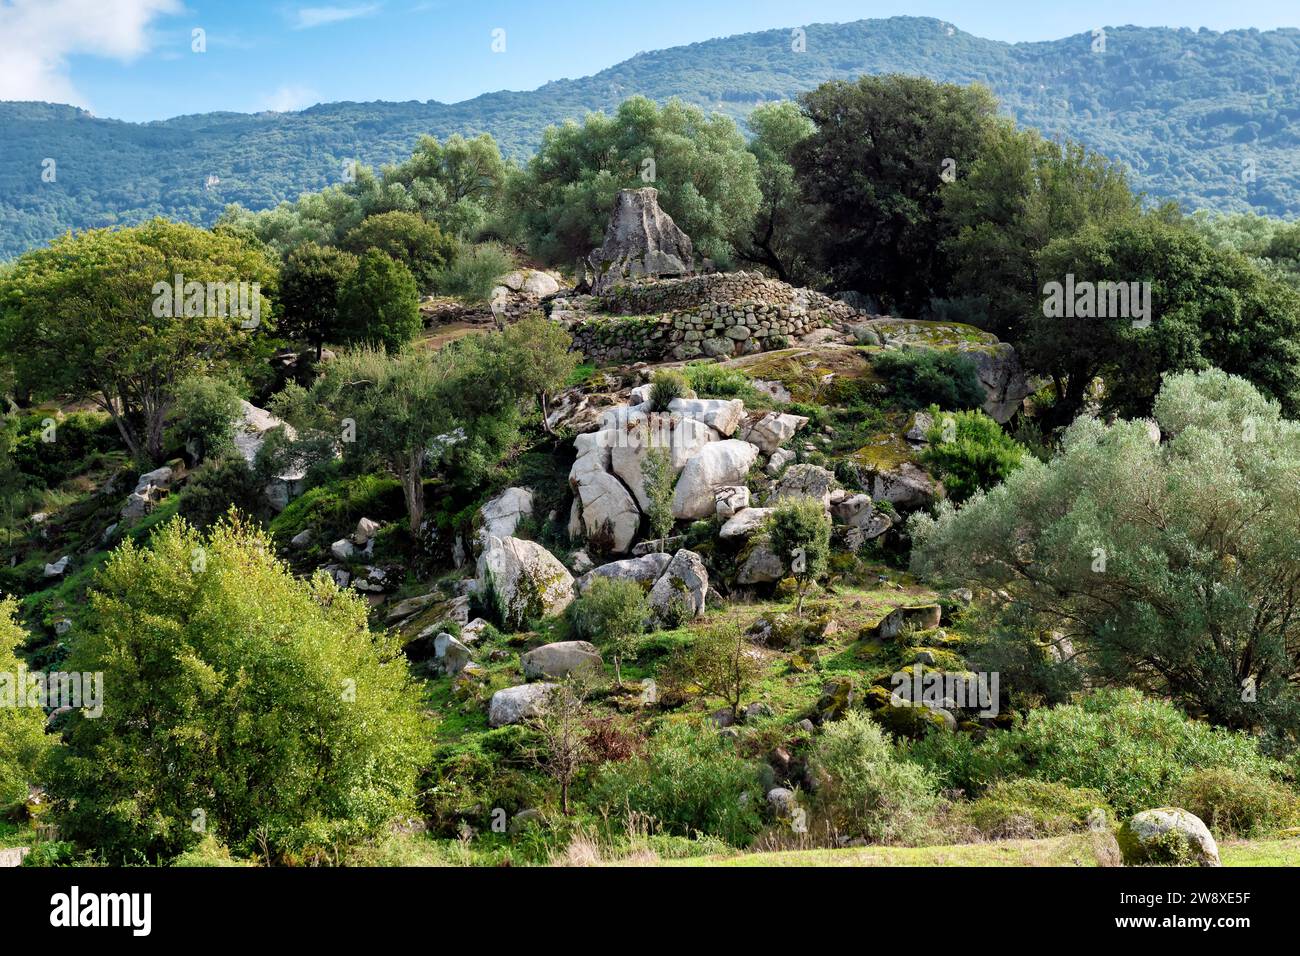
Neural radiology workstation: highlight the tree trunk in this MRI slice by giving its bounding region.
[614,656,623,687]
[398,450,426,539]
[796,585,806,618]
[538,391,553,435]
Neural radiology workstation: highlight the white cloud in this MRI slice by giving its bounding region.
[258,84,319,112]
[0,0,181,106]
[293,4,381,30]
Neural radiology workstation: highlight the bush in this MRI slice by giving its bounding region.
[952,779,1110,840]
[920,406,1026,503]
[811,711,940,844]
[178,455,268,529]
[586,722,762,847]
[169,375,244,464]
[0,598,54,816]
[980,690,1282,817]
[568,576,648,684]
[649,370,689,412]
[681,362,766,404]
[1173,768,1300,837]
[43,517,432,864]
[872,349,986,411]
[10,411,118,484]
[433,242,515,303]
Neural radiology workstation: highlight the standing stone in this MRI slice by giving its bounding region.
[583,188,694,294]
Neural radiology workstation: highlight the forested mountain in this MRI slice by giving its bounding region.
[3,16,1299,259]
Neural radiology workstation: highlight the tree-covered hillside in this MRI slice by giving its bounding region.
[3,16,1300,259]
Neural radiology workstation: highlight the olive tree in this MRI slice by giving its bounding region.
[911,369,1300,735]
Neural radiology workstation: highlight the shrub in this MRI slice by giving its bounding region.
[649,370,689,412]
[178,455,268,529]
[0,598,54,816]
[979,690,1282,817]
[920,406,1026,503]
[1172,768,1300,837]
[169,375,244,464]
[568,576,648,684]
[10,411,118,484]
[872,349,986,411]
[681,362,766,404]
[586,722,762,847]
[811,711,940,844]
[433,241,515,303]
[952,779,1110,840]
[43,517,432,864]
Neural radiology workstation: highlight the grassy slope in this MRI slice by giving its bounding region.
[662,836,1300,868]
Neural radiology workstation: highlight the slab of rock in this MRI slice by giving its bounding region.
[719,507,772,540]
[583,187,694,295]
[385,591,437,624]
[771,463,836,510]
[43,555,70,578]
[648,549,709,621]
[667,398,745,437]
[877,604,942,639]
[966,342,1033,425]
[521,640,604,680]
[478,487,534,544]
[766,448,795,476]
[435,634,473,675]
[578,553,672,592]
[1119,808,1220,867]
[871,462,936,510]
[905,411,934,443]
[737,542,785,584]
[476,537,576,630]
[571,470,640,554]
[830,493,874,529]
[739,411,809,454]
[488,683,557,727]
[290,529,314,550]
[714,485,750,519]
[672,439,760,519]
[330,538,355,562]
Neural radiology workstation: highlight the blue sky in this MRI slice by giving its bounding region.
[1,0,1297,122]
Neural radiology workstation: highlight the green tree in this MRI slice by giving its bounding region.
[494,315,578,432]
[43,517,431,863]
[739,101,820,284]
[341,211,458,293]
[0,219,277,463]
[768,498,831,617]
[911,369,1300,735]
[569,576,648,685]
[336,249,421,351]
[0,598,53,816]
[641,447,676,552]
[274,346,457,537]
[667,623,762,719]
[506,96,761,266]
[941,125,1140,343]
[793,75,999,312]
[278,242,358,359]
[1030,214,1300,423]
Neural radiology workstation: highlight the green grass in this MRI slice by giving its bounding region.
[659,835,1300,867]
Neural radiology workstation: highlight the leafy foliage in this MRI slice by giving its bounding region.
[871,350,986,412]
[43,517,431,863]
[920,406,1026,503]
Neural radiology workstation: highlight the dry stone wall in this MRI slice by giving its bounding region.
[562,272,860,364]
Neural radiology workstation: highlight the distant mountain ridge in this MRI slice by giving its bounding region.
[2,16,1299,259]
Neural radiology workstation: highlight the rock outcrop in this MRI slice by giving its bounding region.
[476,537,576,630]
[521,641,604,680]
[488,683,556,727]
[1118,808,1220,866]
[581,187,694,295]
[672,440,760,519]
[648,549,710,622]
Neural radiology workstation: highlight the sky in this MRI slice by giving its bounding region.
[0,0,1297,122]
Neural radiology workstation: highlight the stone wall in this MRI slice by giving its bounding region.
[562,271,861,365]
[568,300,848,364]
[596,271,847,316]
